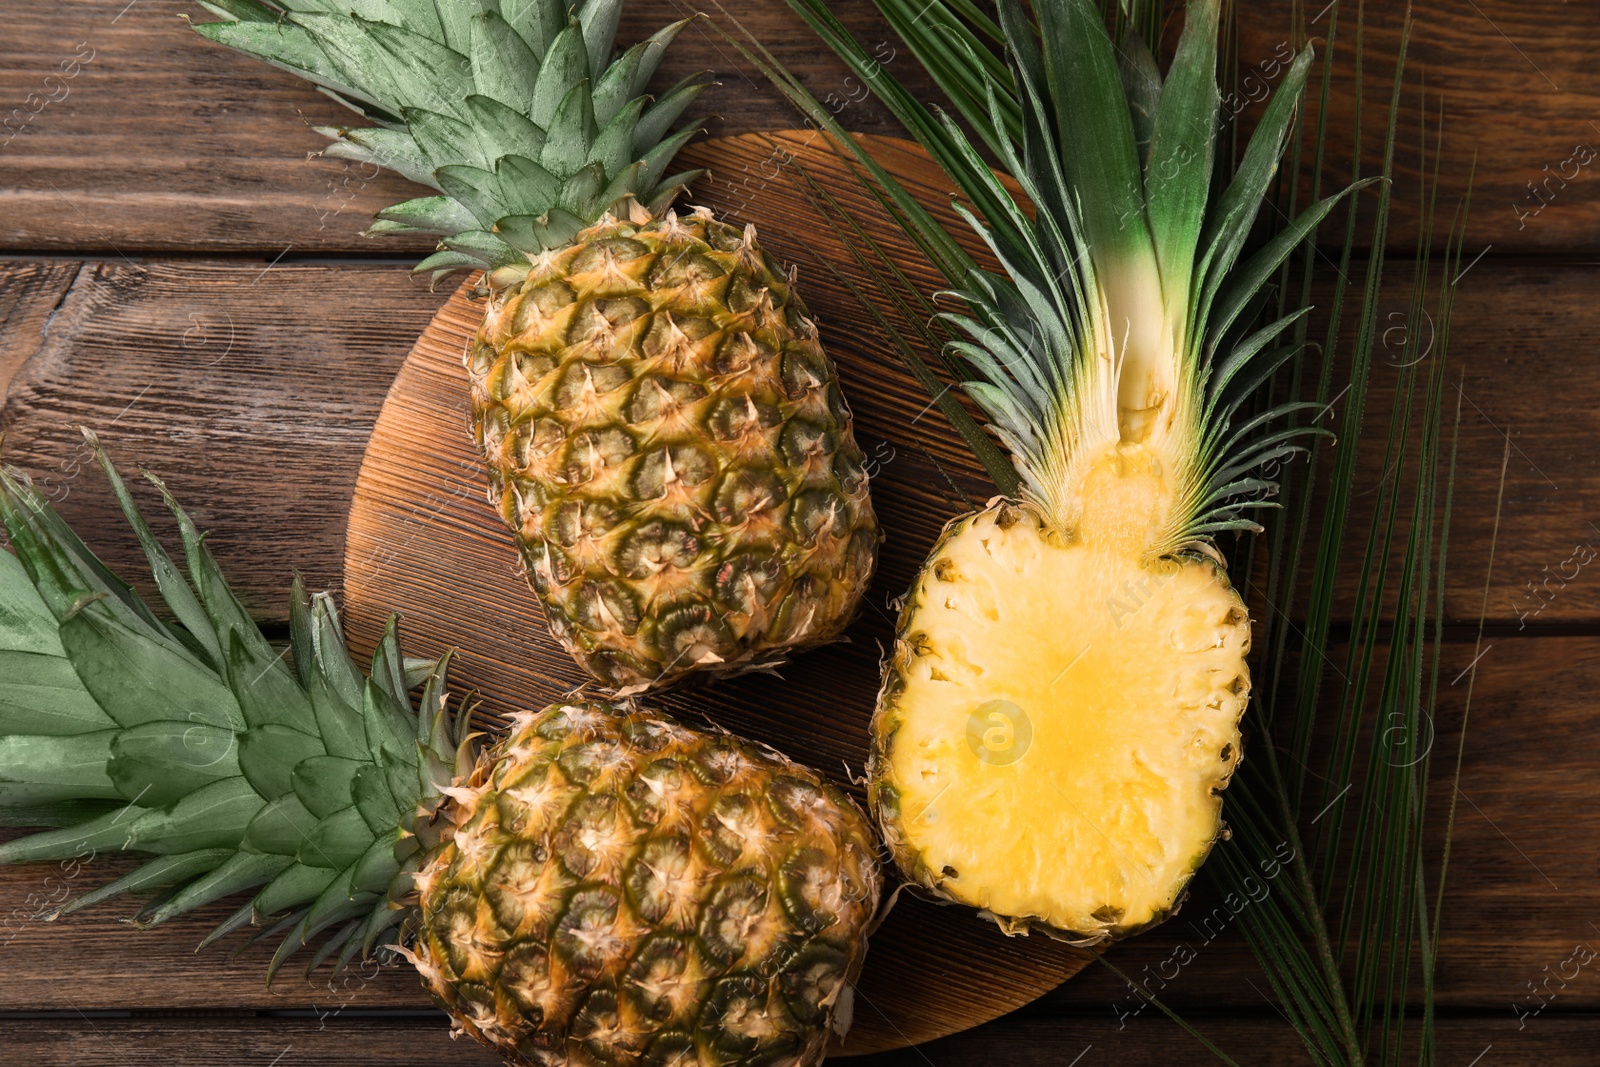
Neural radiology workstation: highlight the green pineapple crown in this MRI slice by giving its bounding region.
[942,0,1365,553]
[192,0,709,285]
[775,0,1374,556]
[0,434,476,979]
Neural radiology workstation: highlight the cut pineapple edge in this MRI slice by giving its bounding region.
[874,454,1251,940]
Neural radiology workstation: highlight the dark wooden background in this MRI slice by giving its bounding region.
[4,0,1600,1063]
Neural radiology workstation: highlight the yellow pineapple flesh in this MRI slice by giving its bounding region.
[871,495,1248,942]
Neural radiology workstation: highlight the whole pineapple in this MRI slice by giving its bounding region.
[789,0,1368,942]
[0,443,881,1066]
[415,701,879,1064]
[192,0,879,692]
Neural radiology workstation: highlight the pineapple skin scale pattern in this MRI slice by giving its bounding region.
[415,700,882,1066]
[470,209,880,694]
[869,500,1249,944]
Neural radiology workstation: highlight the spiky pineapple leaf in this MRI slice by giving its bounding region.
[1143,0,1219,318]
[189,0,710,283]
[0,440,472,976]
[1034,0,1157,272]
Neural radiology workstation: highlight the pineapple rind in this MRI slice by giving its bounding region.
[416,700,882,1066]
[472,209,880,693]
[868,500,1247,944]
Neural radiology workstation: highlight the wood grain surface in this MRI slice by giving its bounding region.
[0,260,444,614]
[0,0,928,255]
[3,1,1596,254]
[3,0,1599,1063]
[0,261,78,399]
[2,134,1599,1063]
[7,608,1597,1020]
[1234,2,1600,251]
[8,1013,1600,1067]
[0,183,1596,1062]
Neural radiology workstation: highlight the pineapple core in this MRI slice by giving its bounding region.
[875,501,1248,940]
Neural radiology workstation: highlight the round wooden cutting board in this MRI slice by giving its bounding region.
[343,131,1092,1056]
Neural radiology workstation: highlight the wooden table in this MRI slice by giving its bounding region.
[3,1,1599,1063]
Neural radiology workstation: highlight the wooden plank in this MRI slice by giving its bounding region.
[0,845,441,1010]
[0,260,78,399]
[862,1013,1600,1066]
[0,137,1587,1055]
[1242,1,1600,253]
[1,1011,1593,1065]
[0,259,443,617]
[3,250,1594,627]
[3,1,1596,254]
[0,3,1586,1059]
[0,828,1090,1050]
[0,0,926,255]
[0,1017,499,1065]
[0,630,1581,1016]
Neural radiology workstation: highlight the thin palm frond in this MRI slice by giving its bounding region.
[726,0,1477,1063]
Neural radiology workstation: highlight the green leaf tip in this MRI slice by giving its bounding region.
[187,0,711,284]
[0,435,472,979]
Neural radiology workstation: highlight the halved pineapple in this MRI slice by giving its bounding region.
[791,0,1360,942]
[872,500,1247,941]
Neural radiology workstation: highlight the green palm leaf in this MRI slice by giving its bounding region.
[724,1,1478,1061]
